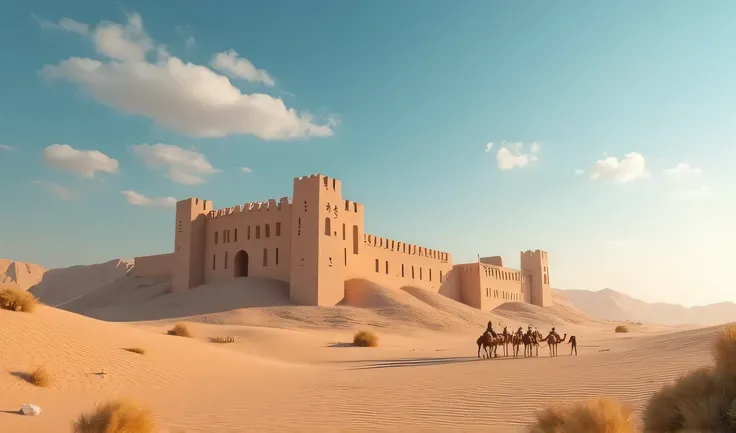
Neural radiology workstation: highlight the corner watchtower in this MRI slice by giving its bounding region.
[289,174,346,306]
[520,249,552,307]
[172,197,212,292]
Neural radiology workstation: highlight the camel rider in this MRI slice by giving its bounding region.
[516,327,524,338]
[485,321,498,339]
[525,325,533,338]
[551,327,560,340]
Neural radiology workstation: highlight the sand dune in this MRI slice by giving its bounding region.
[29,259,134,307]
[557,287,736,326]
[2,257,723,432]
[0,299,721,432]
[0,259,46,290]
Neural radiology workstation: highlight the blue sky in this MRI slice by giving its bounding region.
[1,0,734,307]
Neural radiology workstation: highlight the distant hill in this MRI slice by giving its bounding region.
[0,259,46,290]
[556,288,736,326]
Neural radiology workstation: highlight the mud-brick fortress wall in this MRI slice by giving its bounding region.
[136,173,551,309]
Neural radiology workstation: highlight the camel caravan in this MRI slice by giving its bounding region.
[476,322,577,359]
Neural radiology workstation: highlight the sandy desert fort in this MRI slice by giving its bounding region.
[1,173,733,433]
[134,173,552,310]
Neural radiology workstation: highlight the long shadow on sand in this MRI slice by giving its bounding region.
[0,409,22,416]
[9,371,34,385]
[346,356,526,370]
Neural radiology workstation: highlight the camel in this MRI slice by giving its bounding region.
[499,326,512,357]
[568,335,578,355]
[521,331,541,358]
[476,333,501,359]
[512,332,523,357]
[540,332,567,356]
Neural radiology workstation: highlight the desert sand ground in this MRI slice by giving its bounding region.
[1,275,714,432]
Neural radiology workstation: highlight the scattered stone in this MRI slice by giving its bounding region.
[21,404,42,416]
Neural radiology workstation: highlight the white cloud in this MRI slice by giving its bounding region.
[40,13,335,140]
[132,143,219,185]
[493,141,540,170]
[586,152,648,183]
[36,16,89,35]
[240,167,252,173]
[664,163,712,200]
[574,169,585,176]
[0,144,13,151]
[43,144,119,178]
[121,190,176,207]
[210,49,275,86]
[33,180,72,200]
[185,36,196,49]
[484,142,493,153]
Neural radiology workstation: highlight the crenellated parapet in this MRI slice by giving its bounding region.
[207,197,291,219]
[363,233,450,262]
[342,199,363,214]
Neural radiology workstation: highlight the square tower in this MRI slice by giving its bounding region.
[520,249,551,307]
[172,198,212,292]
[289,175,346,306]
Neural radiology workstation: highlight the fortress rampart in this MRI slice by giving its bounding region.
[134,173,552,310]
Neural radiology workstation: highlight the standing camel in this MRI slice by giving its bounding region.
[476,333,500,359]
[540,331,567,356]
[512,328,524,357]
[568,335,578,355]
[522,332,541,358]
[499,326,512,357]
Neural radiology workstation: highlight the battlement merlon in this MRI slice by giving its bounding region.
[207,197,291,219]
[177,197,213,212]
[363,232,450,262]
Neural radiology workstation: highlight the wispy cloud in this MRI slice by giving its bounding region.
[34,15,90,35]
[0,144,13,151]
[32,180,72,200]
[121,190,176,207]
[240,167,252,173]
[210,49,275,86]
[663,162,712,200]
[584,152,648,183]
[487,141,540,170]
[43,144,119,178]
[132,143,220,185]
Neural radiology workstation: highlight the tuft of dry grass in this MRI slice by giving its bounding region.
[713,324,736,376]
[642,324,736,432]
[529,397,636,433]
[209,336,237,343]
[167,323,192,338]
[353,330,379,347]
[614,325,629,333]
[123,347,146,355]
[72,399,156,433]
[0,287,39,313]
[25,366,52,388]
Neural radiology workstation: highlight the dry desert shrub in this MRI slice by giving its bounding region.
[529,397,636,433]
[209,336,237,343]
[0,287,38,313]
[167,323,192,338]
[642,324,736,432]
[28,366,52,388]
[615,325,629,333]
[72,399,156,433]
[123,347,146,355]
[353,330,379,347]
[713,324,736,376]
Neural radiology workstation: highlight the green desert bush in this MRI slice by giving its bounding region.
[72,399,156,433]
[167,323,192,338]
[353,330,378,347]
[529,397,636,433]
[0,287,38,313]
[615,325,629,333]
[642,324,736,432]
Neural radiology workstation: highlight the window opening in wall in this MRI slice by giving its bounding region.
[234,229,238,242]
[342,223,346,240]
[323,177,328,188]
[375,259,379,273]
[247,226,251,240]
[419,267,423,280]
[429,269,432,281]
[212,254,216,270]
[263,248,268,266]
[344,248,347,266]
[265,224,270,238]
[298,218,301,236]
[214,231,219,245]
[324,217,331,236]
[439,270,443,283]
[224,251,228,269]
[177,221,183,233]
[256,226,261,239]
[276,248,279,265]
[276,222,281,236]
[402,264,405,277]
[303,201,307,212]
[385,261,389,274]
[332,178,336,190]
[412,266,415,279]
[352,225,359,254]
